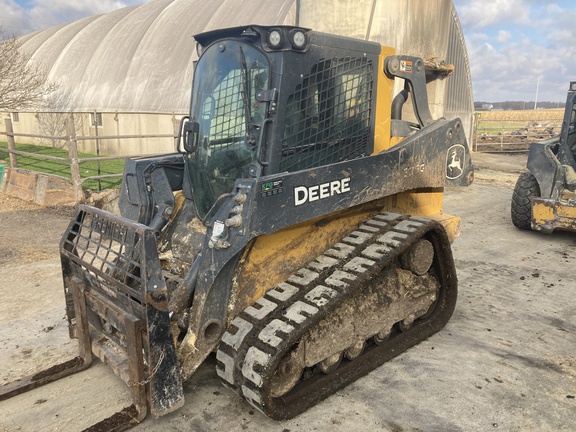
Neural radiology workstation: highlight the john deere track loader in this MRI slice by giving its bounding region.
[1,25,473,429]
[511,81,576,233]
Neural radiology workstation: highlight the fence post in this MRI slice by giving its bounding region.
[66,116,84,203]
[472,112,480,152]
[4,117,18,168]
[172,115,180,151]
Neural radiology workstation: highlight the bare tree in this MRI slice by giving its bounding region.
[0,27,58,111]
[36,112,86,148]
[35,89,81,148]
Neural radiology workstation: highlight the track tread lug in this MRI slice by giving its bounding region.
[343,256,376,274]
[267,283,299,302]
[304,285,338,307]
[287,268,320,287]
[245,297,277,320]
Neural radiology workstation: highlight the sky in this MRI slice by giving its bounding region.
[1,0,575,103]
[0,0,144,35]
[453,0,576,103]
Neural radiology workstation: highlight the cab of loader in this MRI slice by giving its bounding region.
[511,81,576,232]
[178,26,389,219]
[113,25,469,418]
[120,26,386,226]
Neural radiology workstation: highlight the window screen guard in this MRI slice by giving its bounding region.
[281,57,374,172]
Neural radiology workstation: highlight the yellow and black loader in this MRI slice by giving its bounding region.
[1,25,473,429]
[512,81,576,233]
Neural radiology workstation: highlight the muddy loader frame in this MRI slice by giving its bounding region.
[1,25,473,430]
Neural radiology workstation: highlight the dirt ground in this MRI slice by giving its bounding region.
[0,195,76,385]
[0,153,575,431]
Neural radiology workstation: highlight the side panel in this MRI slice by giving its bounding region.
[526,140,562,199]
[233,118,470,311]
[252,117,471,236]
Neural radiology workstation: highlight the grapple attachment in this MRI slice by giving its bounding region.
[61,205,185,419]
[1,205,184,430]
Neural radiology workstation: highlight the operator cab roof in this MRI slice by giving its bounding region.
[194,25,382,54]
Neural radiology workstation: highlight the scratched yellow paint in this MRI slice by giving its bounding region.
[531,199,576,232]
[384,190,460,242]
[231,203,381,315]
[372,46,396,154]
[556,203,576,218]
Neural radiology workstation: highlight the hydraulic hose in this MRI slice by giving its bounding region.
[391,89,409,120]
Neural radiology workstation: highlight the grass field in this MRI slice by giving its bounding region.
[471,109,566,152]
[0,141,125,190]
[478,108,564,121]
[475,108,564,140]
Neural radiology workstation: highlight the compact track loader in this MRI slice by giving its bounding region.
[1,25,473,429]
[512,81,576,233]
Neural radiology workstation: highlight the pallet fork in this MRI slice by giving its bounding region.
[1,206,184,431]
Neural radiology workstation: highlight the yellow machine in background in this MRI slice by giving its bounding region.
[512,82,576,233]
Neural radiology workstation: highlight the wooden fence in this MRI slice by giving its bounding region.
[0,116,177,203]
[472,112,563,153]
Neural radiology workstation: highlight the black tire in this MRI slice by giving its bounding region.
[511,172,540,230]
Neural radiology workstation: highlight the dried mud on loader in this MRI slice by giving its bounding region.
[1,162,575,431]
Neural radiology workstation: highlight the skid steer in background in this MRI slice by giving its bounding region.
[512,81,576,233]
[0,25,473,429]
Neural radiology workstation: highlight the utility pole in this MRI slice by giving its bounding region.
[534,76,541,110]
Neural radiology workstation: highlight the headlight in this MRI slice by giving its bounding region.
[291,30,307,49]
[268,29,282,48]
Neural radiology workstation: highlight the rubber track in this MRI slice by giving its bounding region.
[215,212,458,420]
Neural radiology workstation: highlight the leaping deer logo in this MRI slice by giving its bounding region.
[446,145,465,179]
